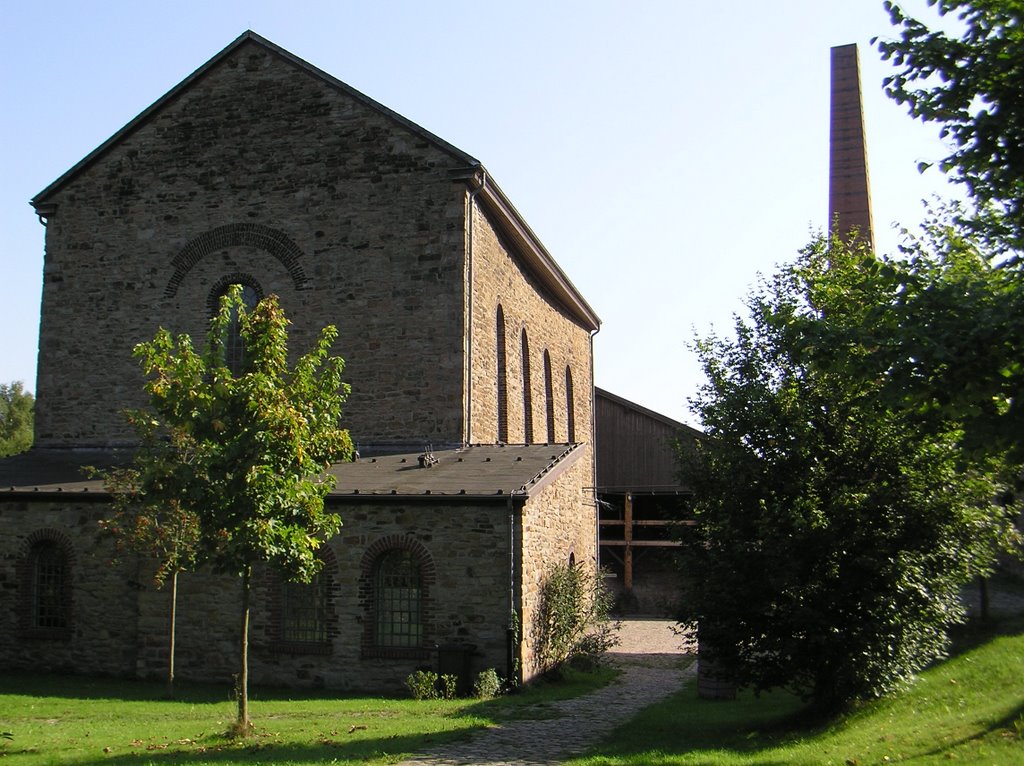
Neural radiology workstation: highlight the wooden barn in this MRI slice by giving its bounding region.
[594,388,702,615]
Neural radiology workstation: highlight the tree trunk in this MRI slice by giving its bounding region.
[979,576,990,623]
[235,566,252,735]
[166,570,177,699]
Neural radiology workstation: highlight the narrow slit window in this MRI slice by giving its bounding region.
[522,330,533,444]
[497,306,508,443]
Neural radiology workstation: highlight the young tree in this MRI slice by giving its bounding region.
[679,240,1020,712]
[0,382,34,457]
[93,422,203,699]
[877,0,1024,251]
[131,287,354,734]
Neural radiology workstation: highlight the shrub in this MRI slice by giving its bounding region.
[473,668,502,699]
[536,563,619,675]
[405,670,439,700]
[439,674,458,700]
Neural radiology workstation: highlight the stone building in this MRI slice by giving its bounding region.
[0,31,600,691]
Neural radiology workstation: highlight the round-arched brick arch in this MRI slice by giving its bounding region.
[164,223,309,298]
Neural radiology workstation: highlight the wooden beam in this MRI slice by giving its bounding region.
[624,492,633,592]
[599,519,696,527]
[599,540,683,548]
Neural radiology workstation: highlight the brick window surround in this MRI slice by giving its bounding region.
[359,536,436,659]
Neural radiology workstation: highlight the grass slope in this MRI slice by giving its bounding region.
[569,619,1024,765]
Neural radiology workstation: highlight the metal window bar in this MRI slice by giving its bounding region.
[281,575,327,643]
[376,552,422,647]
[33,545,66,629]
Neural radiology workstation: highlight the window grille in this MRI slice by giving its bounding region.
[281,574,327,643]
[32,543,67,630]
[376,551,422,647]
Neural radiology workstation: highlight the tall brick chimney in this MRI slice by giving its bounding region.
[829,43,875,249]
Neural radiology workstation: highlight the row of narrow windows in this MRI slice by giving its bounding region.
[22,539,424,651]
[496,305,576,444]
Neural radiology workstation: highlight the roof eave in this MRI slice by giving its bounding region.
[475,174,601,332]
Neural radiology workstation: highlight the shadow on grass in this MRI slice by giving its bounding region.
[14,729,481,766]
[0,672,391,705]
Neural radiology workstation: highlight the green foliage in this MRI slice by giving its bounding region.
[536,563,619,675]
[0,381,33,458]
[405,670,440,700]
[124,286,354,731]
[679,243,1021,711]
[439,674,458,700]
[132,287,353,583]
[794,221,1024,461]
[473,668,503,699]
[877,1,1024,251]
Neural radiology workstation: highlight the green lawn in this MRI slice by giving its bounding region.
[3,619,1023,765]
[568,617,1024,766]
[0,668,614,765]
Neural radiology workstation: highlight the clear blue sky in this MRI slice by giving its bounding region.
[0,0,955,425]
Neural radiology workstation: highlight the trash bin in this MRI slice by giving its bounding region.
[436,643,476,696]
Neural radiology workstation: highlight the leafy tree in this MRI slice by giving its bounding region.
[130,287,354,734]
[0,382,33,457]
[877,0,1024,251]
[797,212,1024,461]
[679,240,1020,712]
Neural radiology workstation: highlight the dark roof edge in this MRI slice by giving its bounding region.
[476,175,601,332]
[32,30,480,207]
[595,387,703,438]
[521,442,586,497]
[0,488,110,501]
[326,492,526,507]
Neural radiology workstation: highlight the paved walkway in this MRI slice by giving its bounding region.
[396,620,695,766]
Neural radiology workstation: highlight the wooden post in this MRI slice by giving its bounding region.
[624,492,633,592]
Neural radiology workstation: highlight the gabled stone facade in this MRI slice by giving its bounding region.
[0,31,600,691]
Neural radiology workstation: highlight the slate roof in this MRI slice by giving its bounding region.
[0,444,584,503]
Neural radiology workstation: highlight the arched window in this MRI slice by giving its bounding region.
[209,278,261,375]
[20,532,73,638]
[496,306,508,443]
[375,550,422,648]
[31,542,67,630]
[544,350,555,443]
[565,366,576,442]
[521,329,533,444]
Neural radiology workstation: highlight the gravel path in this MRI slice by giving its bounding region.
[394,620,695,766]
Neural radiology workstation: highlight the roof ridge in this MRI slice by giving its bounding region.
[32,30,479,206]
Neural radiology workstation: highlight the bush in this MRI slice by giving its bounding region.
[536,563,619,675]
[439,674,458,700]
[405,670,439,700]
[473,668,502,699]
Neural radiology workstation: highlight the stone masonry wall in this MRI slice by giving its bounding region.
[34,39,472,449]
[467,203,594,450]
[0,498,512,693]
[0,500,141,675]
[516,456,599,680]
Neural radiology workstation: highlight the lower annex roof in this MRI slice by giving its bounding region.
[0,444,585,502]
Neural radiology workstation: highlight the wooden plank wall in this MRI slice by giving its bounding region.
[594,388,699,491]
